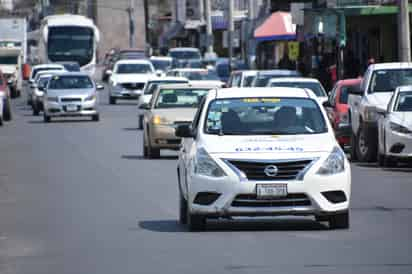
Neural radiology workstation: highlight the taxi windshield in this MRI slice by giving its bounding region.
[155,88,209,109]
[395,91,412,111]
[205,98,327,135]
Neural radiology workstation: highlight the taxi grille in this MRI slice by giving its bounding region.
[121,83,144,90]
[231,193,311,207]
[227,159,313,181]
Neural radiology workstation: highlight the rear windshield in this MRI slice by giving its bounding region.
[32,67,63,79]
[270,82,326,97]
[181,71,219,81]
[144,81,188,95]
[395,91,412,111]
[369,69,412,93]
[155,88,209,109]
[48,75,93,89]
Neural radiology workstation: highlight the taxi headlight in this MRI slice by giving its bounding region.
[152,115,172,126]
[47,96,58,102]
[317,146,345,175]
[194,148,226,178]
[85,93,96,101]
[390,122,412,134]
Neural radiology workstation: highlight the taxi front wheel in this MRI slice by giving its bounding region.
[187,211,206,232]
[328,211,349,229]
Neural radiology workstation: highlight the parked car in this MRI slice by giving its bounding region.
[326,78,362,148]
[0,69,12,121]
[149,56,172,74]
[176,87,351,231]
[348,62,412,162]
[43,72,104,122]
[267,77,328,104]
[32,73,54,116]
[137,76,189,129]
[251,69,301,87]
[227,70,258,87]
[108,59,155,104]
[166,68,225,87]
[168,47,202,68]
[141,83,218,158]
[377,86,412,167]
[28,64,65,105]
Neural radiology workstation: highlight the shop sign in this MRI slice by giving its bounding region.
[288,42,299,61]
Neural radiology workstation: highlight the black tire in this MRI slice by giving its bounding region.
[109,96,116,105]
[179,189,188,225]
[32,102,40,116]
[138,115,143,130]
[3,98,12,121]
[315,215,329,222]
[356,126,377,162]
[187,211,206,232]
[92,114,100,122]
[378,153,385,167]
[0,116,3,126]
[328,211,349,229]
[148,145,160,159]
[350,132,358,162]
[43,114,51,123]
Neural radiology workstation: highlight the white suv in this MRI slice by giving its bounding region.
[176,87,351,231]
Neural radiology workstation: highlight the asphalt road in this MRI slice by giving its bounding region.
[1,86,412,274]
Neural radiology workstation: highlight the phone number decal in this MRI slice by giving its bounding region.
[235,146,304,152]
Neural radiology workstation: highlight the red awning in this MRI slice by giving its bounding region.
[254,12,296,42]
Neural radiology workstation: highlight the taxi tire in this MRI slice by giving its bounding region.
[33,102,40,116]
[44,114,51,123]
[328,211,349,229]
[0,116,3,126]
[92,114,100,122]
[187,211,206,232]
[138,115,143,130]
[148,146,160,159]
[109,96,116,105]
[179,192,188,225]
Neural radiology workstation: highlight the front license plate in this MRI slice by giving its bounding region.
[66,104,77,112]
[256,184,288,199]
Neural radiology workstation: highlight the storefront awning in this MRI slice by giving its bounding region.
[254,12,296,42]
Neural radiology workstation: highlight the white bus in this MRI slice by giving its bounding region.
[39,14,100,75]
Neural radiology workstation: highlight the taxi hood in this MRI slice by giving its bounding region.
[201,134,336,155]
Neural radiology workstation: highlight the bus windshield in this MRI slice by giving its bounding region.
[47,26,94,67]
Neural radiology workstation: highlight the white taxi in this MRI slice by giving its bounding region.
[378,86,412,166]
[176,87,351,231]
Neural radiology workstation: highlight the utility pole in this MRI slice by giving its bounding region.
[204,0,214,55]
[143,0,150,55]
[228,0,234,71]
[399,0,411,62]
[128,0,136,48]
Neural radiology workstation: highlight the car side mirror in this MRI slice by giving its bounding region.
[96,84,104,90]
[156,70,163,77]
[322,100,332,108]
[106,70,113,75]
[376,108,387,117]
[139,103,150,110]
[175,124,195,138]
[38,86,45,92]
[347,85,363,95]
[30,83,37,89]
